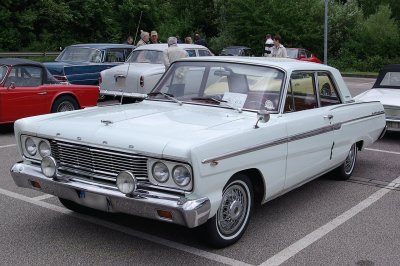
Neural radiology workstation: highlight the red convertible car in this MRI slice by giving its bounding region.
[0,58,99,124]
[286,48,321,63]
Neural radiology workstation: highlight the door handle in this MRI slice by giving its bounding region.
[37,92,47,95]
[324,114,333,119]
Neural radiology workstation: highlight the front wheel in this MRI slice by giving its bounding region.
[204,174,253,248]
[335,143,358,180]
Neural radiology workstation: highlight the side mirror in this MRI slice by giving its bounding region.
[254,110,272,128]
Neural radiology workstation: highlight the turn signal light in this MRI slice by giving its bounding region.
[157,210,173,220]
[30,180,41,189]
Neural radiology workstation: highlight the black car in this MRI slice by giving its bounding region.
[220,46,253,56]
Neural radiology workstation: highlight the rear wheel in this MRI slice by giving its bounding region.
[335,143,357,180]
[204,174,253,248]
[51,95,79,113]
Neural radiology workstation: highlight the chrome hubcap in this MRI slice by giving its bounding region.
[217,183,248,236]
[344,144,356,174]
[57,101,74,112]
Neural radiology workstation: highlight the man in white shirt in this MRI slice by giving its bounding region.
[271,35,287,58]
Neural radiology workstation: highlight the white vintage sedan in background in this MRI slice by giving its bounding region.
[10,57,386,247]
[354,64,400,132]
[99,43,213,100]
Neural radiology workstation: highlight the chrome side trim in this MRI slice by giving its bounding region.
[202,111,385,164]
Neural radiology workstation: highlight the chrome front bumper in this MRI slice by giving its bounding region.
[10,162,210,228]
[386,117,400,132]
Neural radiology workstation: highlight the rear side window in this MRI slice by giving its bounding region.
[198,49,212,56]
[317,72,341,107]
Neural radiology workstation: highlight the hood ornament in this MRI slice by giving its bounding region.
[101,120,113,126]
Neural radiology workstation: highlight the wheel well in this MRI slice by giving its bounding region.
[52,93,80,109]
[356,140,364,151]
[230,169,265,205]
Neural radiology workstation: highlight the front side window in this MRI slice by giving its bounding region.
[5,66,43,87]
[185,50,196,57]
[127,50,163,64]
[148,61,285,112]
[56,47,102,63]
[284,72,317,112]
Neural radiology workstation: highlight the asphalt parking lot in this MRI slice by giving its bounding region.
[0,77,399,266]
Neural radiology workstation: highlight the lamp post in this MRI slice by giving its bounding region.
[324,0,328,65]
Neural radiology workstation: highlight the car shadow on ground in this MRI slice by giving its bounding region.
[0,124,14,134]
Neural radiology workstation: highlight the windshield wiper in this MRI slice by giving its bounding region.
[147,92,182,105]
[191,96,242,113]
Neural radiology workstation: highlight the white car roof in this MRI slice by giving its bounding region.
[175,56,336,72]
[134,43,209,51]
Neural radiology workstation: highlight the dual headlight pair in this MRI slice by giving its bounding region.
[22,136,51,160]
[151,161,192,189]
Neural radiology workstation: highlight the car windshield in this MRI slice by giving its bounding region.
[148,61,285,112]
[127,50,163,64]
[56,47,102,63]
[286,49,298,58]
[0,65,7,81]
[379,71,400,88]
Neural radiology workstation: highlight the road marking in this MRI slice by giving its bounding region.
[259,175,400,266]
[365,148,400,156]
[32,194,55,201]
[0,187,252,266]
[0,144,16,149]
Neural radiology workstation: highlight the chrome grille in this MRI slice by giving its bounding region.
[50,140,149,184]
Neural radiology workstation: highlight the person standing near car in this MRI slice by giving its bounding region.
[264,34,273,57]
[271,35,287,58]
[194,33,208,48]
[150,31,161,44]
[163,37,188,70]
[123,35,134,45]
[137,31,150,47]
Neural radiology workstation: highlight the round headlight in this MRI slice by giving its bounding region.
[39,141,51,157]
[25,137,37,156]
[172,165,191,187]
[41,156,57,178]
[152,162,169,183]
[116,171,137,194]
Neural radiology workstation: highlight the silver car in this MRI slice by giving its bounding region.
[99,43,213,99]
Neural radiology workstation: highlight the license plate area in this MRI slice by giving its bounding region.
[76,190,109,212]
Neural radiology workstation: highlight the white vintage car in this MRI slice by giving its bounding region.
[99,43,213,99]
[354,64,400,132]
[10,57,386,247]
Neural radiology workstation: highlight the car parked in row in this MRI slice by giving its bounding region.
[10,57,385,248]
[354,64,400,132]
[286,48,321,63]
[0,58,99,124]
[99,43,213,100]
[44,43,135,85]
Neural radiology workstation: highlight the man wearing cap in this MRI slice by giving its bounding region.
[163,37,188,70]
[137,31,149,47]
[150,31,161,44]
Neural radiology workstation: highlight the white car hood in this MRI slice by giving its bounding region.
[355,88,400,107]
[20,101,252,158]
